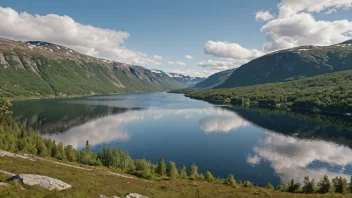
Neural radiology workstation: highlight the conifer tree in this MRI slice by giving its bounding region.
[156,157,166,176]
[188,163,199,180]
[167,161,178,179]
[205,170,214,182]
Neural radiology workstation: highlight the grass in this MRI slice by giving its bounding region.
[0,156,350,197]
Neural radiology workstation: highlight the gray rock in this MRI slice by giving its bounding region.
[8,174,71,190]
[124,193,149,198]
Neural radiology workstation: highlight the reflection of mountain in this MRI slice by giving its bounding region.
[44,107,248,148]
[228,106,352,147]
[12,99,129,134]
[249,130,352,184]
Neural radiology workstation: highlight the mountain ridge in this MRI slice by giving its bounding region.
[217,41,352,88]
[0,37,195,98]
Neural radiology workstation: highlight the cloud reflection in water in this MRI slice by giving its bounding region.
[45,107,248,148]
[248,130,352,183]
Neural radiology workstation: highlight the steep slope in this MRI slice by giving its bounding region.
[0,38,184,98]
[193,68,235,89]
[218,42,352,88]
[166,72,205,87]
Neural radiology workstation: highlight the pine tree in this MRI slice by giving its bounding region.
[302,176,315,194]
[64,145,76,162]
[317,175,332,193]
[156,157,166,176]
[167,161,178,179]
[332,176,348,194]
[205,170,214,182]
[188,163,198,180]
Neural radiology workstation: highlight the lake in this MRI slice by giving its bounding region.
[11,92,352,186]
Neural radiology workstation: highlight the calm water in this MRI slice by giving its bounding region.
[11,93,352,186]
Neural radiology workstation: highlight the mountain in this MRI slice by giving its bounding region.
[165,72,205,87]
[0,37,185,98]
[217,41,352,88]
[187,70,352,113]
[193,68,235,89]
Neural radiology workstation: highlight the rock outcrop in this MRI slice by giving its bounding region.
[8,174,71,190]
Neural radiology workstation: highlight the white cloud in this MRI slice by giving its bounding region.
[261,0,352,51]
[199,113,249,133]
[255,10,275,22]
[198,59,247,71]
[250,130,352,183]
[168,69,214,77]
[0,6,161,67]
[168,61,186,66]
[185,55,194,60]
[153,55,163,60]
[204,41,264,60]
[279,0,352,17]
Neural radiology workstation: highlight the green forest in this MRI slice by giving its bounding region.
[186,70,352,114]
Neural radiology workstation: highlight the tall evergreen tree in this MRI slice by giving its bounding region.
[302,176,316,194]
[332,176,348,194]
[156,157,166,176]
[317,175,332,193]
[205,170,214,182]
[188,163,198,180]
[167,161,178,179]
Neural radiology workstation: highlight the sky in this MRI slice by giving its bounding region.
[0,0,352,77]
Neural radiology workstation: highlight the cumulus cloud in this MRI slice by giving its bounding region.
[200,113,249,133]
[168,61,186,66]
[198,59,247,71]
[0,6,161,67]
[255,10,275,22]
[261,0,352,51]
[278,0,352,17]
[185,55,194,60]
[204,41,264,60]
[249,130,352,183]
[153,55,163,60]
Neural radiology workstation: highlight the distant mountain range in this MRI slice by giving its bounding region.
[0,37,202,99]
[151,70,205,87]
[216,40,352,88]
[192,68,235,89]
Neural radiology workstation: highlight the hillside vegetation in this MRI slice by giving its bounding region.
[218,41,352,88]
[187,70,352,114]
[0,38,186,99]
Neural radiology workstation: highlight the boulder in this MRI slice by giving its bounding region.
[124,193,149,198]
[8,174,71,190]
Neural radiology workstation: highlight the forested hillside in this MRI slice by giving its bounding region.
[187,70,352,113]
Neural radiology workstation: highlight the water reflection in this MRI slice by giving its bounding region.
[45,107,249,148]
[248,130,352,184]
[11,93,352,186]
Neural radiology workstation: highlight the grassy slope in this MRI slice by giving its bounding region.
[187,70,352,113]
[0,155,345,198]
[0,38,184,99]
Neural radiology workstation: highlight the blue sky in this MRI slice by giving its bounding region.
[1,0,352,77]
